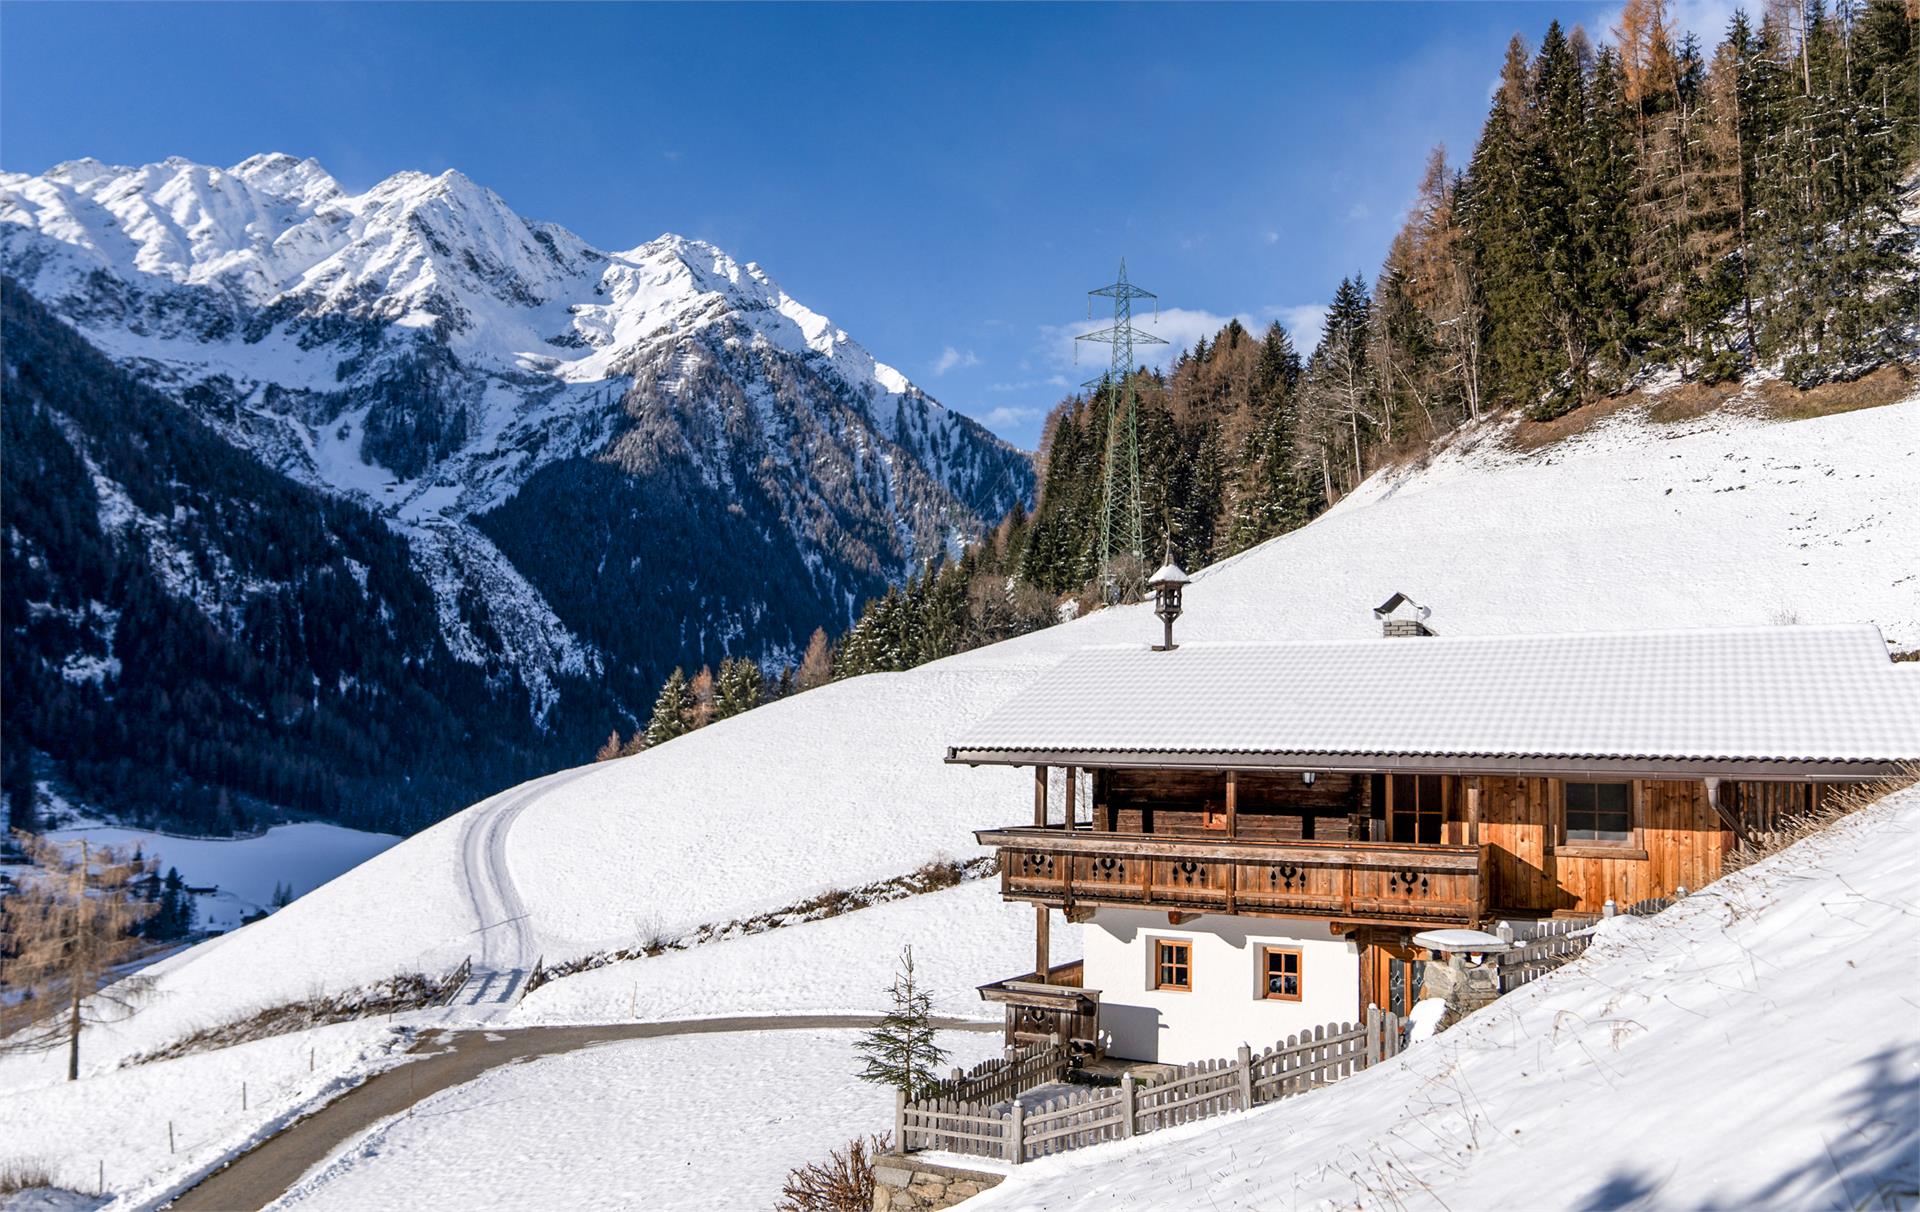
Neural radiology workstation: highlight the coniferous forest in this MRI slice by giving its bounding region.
[804,0,1917,684]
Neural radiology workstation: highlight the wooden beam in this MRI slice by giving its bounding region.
[1166,911,1197,925]
[1034,905,1050,983]
[1033,765,1048,827]
[1466,778,1482,846]
[1225,770,1238,839]
[1064,766,1077,827]
[1704,777,1749,847]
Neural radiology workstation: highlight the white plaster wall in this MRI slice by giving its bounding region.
[1082,910,1361,1063]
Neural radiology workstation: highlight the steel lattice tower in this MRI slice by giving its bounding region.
[1076,260,1165,574]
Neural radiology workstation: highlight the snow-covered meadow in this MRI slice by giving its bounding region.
[270,1028,1001,1212]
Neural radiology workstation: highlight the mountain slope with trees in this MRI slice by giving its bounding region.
[0,284,588,834]
[814,0,1917,680]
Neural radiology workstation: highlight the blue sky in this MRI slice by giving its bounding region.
[2,1,1724,449]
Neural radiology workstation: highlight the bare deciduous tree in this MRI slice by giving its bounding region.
[0,834,157,1080]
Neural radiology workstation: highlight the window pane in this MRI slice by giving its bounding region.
[1418,813,1441,844]
[1566,783,1631,842]
[1417,775,1441,813]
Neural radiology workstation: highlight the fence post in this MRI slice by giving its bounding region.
[1603,898,1617,918]
[1365,1006,1381,1066]
[1676,885,1689,898]
[1236,1045,1254,1110]
[894,1088,906,1153]
[1495,922,1514,946]
[1009,1100,1025,1165]
[1120,1073,1136,1138]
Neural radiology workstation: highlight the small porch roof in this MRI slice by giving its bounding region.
[946,624,1920,779]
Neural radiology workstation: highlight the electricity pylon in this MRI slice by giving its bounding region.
[1076,260,1166,576]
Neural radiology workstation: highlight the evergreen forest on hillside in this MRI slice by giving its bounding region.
[782,0,1918,689]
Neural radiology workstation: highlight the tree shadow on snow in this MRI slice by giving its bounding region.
[1572,1040,1920,1211]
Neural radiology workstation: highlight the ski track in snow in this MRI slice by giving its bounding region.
[448,765,596,1019]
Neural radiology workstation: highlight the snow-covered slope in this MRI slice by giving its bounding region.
[965,784,1920,1211]
[1,154,1031,741]
[10,394,1917,1081]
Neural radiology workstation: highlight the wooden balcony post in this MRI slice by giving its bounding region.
[1466,779,1482,846]
[1035,906,1050,984]
[1033,765,1048,827]
[1064,765,1077,827]
[1225,770,1238,838]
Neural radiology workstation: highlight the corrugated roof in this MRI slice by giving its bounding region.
[950,624,1920,767]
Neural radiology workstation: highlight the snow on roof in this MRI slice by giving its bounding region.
[949,624,1920,770]
[1148,561,1190,585]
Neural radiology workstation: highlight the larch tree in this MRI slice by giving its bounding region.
[0,834,157,1080]
[796,627,833,691]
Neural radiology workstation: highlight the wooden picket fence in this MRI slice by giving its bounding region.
[939,1038,1072,1107]
[1494,892,1683,993]
[898,1008,1405,1165]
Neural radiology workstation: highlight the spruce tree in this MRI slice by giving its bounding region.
[642,667,694,747]
[853,946,949,1100]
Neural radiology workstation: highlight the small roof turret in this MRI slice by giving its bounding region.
[1148,559,1189,587]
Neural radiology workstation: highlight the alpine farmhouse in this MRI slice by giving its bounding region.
[948,574,1920,1063]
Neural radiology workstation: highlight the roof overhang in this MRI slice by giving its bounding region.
[944,746,1905,781]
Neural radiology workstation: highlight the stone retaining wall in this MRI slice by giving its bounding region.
[872,1154,1003,1210]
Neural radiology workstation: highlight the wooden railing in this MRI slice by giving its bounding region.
[976,827,1488,926]
[897,1009,1407,1164]
[978,962,1100,1048]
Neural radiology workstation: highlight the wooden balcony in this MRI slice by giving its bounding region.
[976,826,1488,927]
[979,961,1100,1048]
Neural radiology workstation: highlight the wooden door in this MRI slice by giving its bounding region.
[1360,933,1429,1019]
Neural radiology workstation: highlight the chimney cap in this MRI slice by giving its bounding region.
[1373,592,1430,622]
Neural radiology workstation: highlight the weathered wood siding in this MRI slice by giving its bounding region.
[1478,776,1572,914]
[1479,777,1731,915]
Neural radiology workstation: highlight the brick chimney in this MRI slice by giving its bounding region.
[1373,593,1434,637]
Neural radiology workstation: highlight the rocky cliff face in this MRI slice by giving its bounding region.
[0,154,1032,828]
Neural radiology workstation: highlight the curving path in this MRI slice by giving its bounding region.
[167,1014,998,1211]
[443,765,594,1022]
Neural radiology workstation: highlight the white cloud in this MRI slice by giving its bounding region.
[1275,304,1329,351]
[932,346,980,377]
[983,405,1043,430]
[987,375,1070,394]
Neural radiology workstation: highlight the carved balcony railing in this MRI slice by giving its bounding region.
[976,827,1488,927]
[978,961,1100,1049]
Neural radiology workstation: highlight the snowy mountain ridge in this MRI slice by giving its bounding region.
[2,154,1033,757]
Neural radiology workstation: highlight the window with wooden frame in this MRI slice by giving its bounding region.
[1152,938,1192,992]
[1564,781,1633,844]
[1260,946,1303,1001]
[1388,774,1446,845]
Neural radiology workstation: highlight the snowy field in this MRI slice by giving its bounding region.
[32,395,1915,1081]
[512,879,1071,1027]
[271,1028,1000,1212]
[966,787,1920,1211]
[42,823,399,932]
[0,878,1055,1210]
[0,1020,408,1210]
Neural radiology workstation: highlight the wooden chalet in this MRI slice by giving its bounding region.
[948,589,1920,1062]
